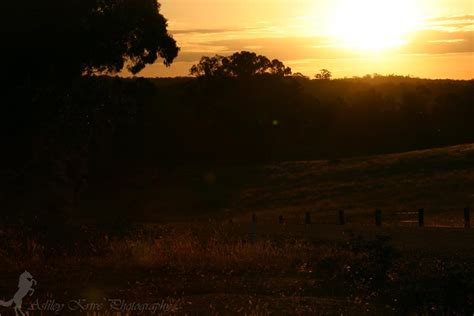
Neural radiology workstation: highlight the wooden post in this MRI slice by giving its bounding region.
[339,210,345,225]
[375,209,382,226]
[465,207,471,228]
[252,212,257,224]
[418,208,425,227]
[278,215,284,225]
[305,212,311,225]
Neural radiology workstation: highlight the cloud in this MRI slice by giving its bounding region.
[196,36,340,59]
[429,39,466,43]
[242,45,264,50]
[170,28,247,35]
[405,30,474,54]
[425,15,474,23]
[423,14,474,32]
[184,29,474,62]
[143,15,474,78]
[169,23,307,63]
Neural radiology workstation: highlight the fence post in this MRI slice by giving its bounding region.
[278,215,284,225]
[339,210,345,225]
[375,209,382,226]
[465,207,471,228]
[418,208,425,227]
[305,212,311,225]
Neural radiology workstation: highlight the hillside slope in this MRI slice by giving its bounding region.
[236,143,474,226]
[76,143,474,227]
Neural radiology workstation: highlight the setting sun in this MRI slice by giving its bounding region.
[327,0,420,50]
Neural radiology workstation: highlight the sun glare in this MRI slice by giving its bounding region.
[328,0,420,50]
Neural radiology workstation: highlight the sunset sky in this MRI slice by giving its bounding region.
[136,0,474,79]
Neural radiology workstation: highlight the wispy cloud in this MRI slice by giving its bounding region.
[138,12,474,79]
[407,29,474,54]
[428,39,466,44]
[422,14,474,32]
[170,28,250,35]
[425,14,474,23]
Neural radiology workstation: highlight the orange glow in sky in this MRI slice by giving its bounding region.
[133,0,474,79]
[326,0,420,50]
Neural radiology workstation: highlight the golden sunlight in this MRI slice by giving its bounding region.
[327,0,420,50]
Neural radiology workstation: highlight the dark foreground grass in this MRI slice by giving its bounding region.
[2,144,474,314]
[0,223,473,315]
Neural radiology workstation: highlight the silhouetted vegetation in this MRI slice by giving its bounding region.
[1,0,178,82]
[1,0,178,242]
[1,67,474,229]
[141,73,474,162]
[315,69,332,80]
[190,51,292,78]
[1,224,472,314]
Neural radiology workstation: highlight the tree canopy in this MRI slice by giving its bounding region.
[1,0,179,80]
[315,69,332,80]
[190,51,292,78]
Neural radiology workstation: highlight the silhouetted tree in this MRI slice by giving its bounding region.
[1,1,180,234]
[292,72,310,80]
[268,59,292,77]
[190,51,291,78]
[190,55,230,78]
[1,0,179,81]
[315,69,332,80]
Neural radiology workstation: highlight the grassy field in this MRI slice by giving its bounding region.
[234,143,474,225]
[78,143,474,224]
[2,144,474,314]
[84,143,474,225]
[1,222,473,315]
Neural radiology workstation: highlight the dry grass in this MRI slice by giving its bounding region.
[0,226,317,273]
[236,143,474,225]
[2,144,474,313]
[93,229,316,274]
[1,224,473,314]
[73,143,474,226]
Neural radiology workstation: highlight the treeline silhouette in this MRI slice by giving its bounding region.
[145,74,474,162]
[3,69,474,172]
[1,51,473,247]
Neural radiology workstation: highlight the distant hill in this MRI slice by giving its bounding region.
[70,143,474,227]
[235,143,474,226]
